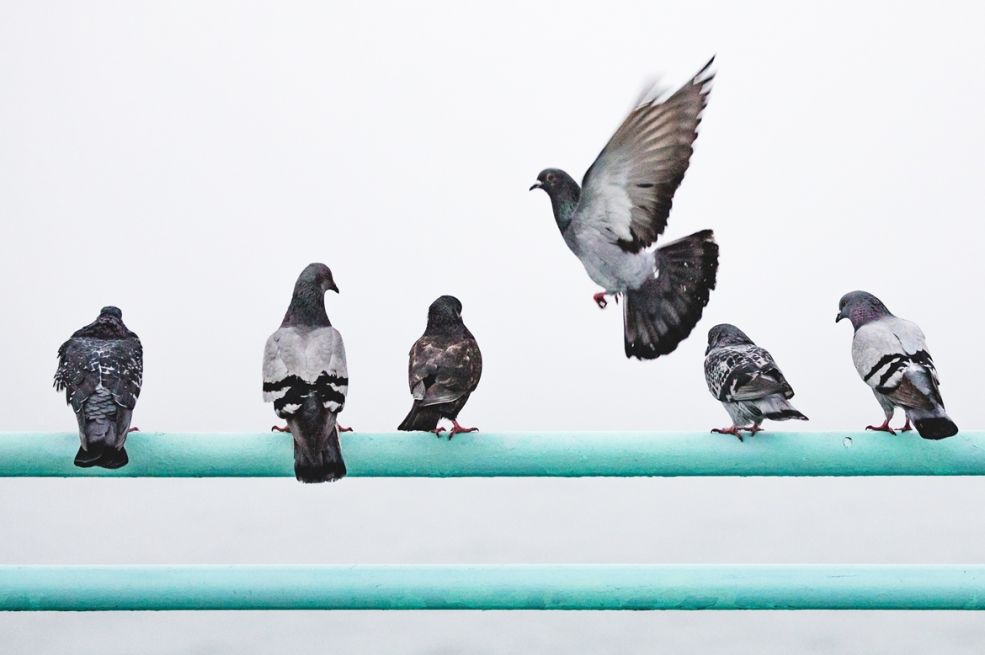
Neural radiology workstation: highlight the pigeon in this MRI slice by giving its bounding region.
[704,324,808,440]
[263,263,351,483]
[530,58,719,360]
[398,295,482,436]
[837,291,958,439]
[53,306,143,469]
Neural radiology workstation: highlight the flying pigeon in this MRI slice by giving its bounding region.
[530,58,719,359]
[837,291,958,439]
[704,324,808,440]
[54,306,143,468]
[398,295,482,436]
[263,263,351,482]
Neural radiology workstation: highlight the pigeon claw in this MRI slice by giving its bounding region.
[740,425,764,435]
[271,425,291,433]
[897,420,913,433]
[592,292,608,310]
[126,427,140,433]
[865,421,897,435]
[711,426,745,442]
[448,420,478,439]
[337,425,354,433]
[431,427,447,437]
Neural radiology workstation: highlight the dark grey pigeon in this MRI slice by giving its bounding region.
[398,295,482,437]
[704,324,807,440]
[837,290,957,439]
[530,58,719,360]
[263,263,350,483]
[54,306,142,468]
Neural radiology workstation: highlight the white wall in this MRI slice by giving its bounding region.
[1,1,984,652]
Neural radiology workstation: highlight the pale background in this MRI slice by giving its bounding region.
[1,0,984,652]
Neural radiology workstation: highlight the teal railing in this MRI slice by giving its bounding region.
[1,431,984,477]
[2,432,982,612]
[2,565,984,611]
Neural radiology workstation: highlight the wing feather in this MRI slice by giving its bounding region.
[408,334,482,407]
[575,58,714,253]
[705,344,794,403]
[263,327,348,416]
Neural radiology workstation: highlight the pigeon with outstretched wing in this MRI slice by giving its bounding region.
[531,58,719,359]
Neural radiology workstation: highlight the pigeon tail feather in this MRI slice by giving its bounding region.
[750,395,808,422]
[76,390,132,469]
[74,444,104,468]
[397,401,443,432]
[290,395,346,483]
[896,369,957,440]
[623,229,718,359]
[912,416,959,440]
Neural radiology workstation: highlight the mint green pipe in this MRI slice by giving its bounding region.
[0,431,983,477]
[1,565,984,610]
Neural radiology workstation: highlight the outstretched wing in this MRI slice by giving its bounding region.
[263,327,348,417]
[705,344,794,402]
[54,336,143,413]
[574,58,714,253]
[408,335,482,406]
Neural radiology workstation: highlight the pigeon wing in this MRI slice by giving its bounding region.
[705,345,793,402]
[408,335,482,406]
[263,327,348,417]
[54,338,94,411]
[574,58,714,253]
[54,336,143,412]
[852,318,940,408]
[105,337,143,409]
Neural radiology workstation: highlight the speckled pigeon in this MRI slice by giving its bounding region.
[54,306,142,468]
[704,324,807,440]
[530,58,719,360]
[263,263,351,482]
[398,295,482,437]
[837,291,957,439]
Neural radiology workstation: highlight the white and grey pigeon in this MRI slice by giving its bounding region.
[530,58,719,359]
[704,324,808,440]
[263,263,351,483]
[837,291,958,439]
[54,306,143,469]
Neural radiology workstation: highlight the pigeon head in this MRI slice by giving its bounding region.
[529,168,576,193]
[72,305,133,340]
[836,291,892,330]
[283,263,338,328]
[530,168,581,231]
[297,262,339,294]
[426,295,465,330]
[705,323,753,355]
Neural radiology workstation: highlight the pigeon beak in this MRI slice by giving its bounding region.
[529,182,542,191]
[329,282,339,294]
[835,312,843,323]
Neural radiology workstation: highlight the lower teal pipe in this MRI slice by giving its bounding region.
[1,565,984,610]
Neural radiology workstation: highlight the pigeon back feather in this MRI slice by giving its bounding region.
[705,343,794,403]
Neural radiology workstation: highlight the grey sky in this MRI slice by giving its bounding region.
[1,1,984,652]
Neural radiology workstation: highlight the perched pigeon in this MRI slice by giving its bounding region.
[398,295,482,436]
[263,263,350,483]
[704,324,808,440]
[54,306,143,468]
[837,291,957,439]
[530,58,719,359]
